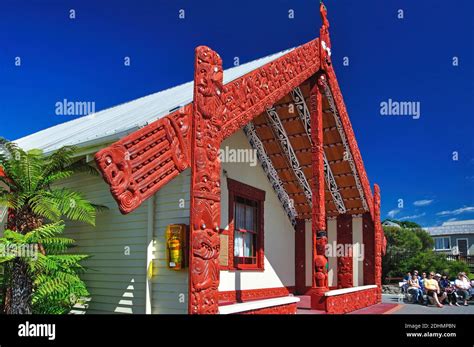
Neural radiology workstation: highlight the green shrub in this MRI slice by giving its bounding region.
[382,225,470,282]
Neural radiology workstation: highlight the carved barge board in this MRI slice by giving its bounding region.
[373,184,383,298]
[221,39,321,140]
[325,65,374,219]
[94,105,192,214]
[96,39,320,216]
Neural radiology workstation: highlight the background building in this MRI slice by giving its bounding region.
[425,220,474,272]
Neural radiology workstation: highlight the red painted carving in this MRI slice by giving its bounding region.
[373,184,383,299]
[315,232,327,256]
[319,2,332,70]
[325,287,380,314]
[317,3,374,220]
[219,286,294,304]
[97,39,321,216]
[337,257,353,289]
[309,77,328,296]
[337,214,353,288]
[324,67,374,220]
[189,46,223,314]
[314,255,328,288]
[310,80,326,232]
[94,105,192,214]
[220,39,320,140]
[240,303,297,315]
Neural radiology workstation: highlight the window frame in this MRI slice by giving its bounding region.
[434,237,451,250]
[222,178,265,271]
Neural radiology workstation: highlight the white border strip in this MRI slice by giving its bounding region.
[218,296,300,315]
[324,284,377,297]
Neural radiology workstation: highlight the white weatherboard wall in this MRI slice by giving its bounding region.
[61,168,190,314]
[61,173,148,314]
[352,216,364,287]
[219,131,295,292]
[327,218,338,287]
[151,169,190,314]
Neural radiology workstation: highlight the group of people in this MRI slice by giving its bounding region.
[402,270,473,308]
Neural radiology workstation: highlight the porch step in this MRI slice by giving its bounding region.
[295,295,311,309]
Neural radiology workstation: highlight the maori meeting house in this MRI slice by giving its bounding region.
[15,3,386,314]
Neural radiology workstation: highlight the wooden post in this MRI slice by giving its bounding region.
[310,77,329,298]
[373,184,383,300]
[188,46,224,314]
[336,214,353,288]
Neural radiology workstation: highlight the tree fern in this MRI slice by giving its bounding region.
[0,139,104,314]
[0,222,90,314]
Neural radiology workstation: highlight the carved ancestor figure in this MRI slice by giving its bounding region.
[320,2,330,30]
[195,46,226,131]
[95,144,140,213]
[190,46,224,314]
[319,1,332,68]
[191,228,220,314]
[315,231,328,257]
[337,257,353,288]
[314,255,328,288]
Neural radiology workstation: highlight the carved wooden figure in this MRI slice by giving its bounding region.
[310,75,329,294]
[189,46,224,314]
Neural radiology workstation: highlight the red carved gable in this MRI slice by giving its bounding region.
[94,105,192,214]
[94,2,377,233]
[95,39,321,215]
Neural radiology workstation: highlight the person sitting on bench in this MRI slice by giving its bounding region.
[424,272,444,308]
[407,274,423,304]
[455,272,471,306]
[440,273,459,306]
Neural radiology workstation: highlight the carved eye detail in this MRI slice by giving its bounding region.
[105,156,113,165]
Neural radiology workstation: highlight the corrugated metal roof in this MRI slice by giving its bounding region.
[15,48,294,154]
[425,220,474,236]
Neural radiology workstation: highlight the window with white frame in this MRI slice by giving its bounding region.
[434,237,451,250]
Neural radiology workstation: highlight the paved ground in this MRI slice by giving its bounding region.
[382,294,474,314]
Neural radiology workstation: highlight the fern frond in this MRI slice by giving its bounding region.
[24,222,65,243]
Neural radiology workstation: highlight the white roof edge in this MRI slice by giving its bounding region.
[14,46,296,153]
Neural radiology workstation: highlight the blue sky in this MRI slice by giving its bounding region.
[0,0,473,227]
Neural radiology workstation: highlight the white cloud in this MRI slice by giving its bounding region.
[399,213,426,220]
[446,218,457,222]
[436,206,474,216]
[387,209,400,218]
[413,199,433,207]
